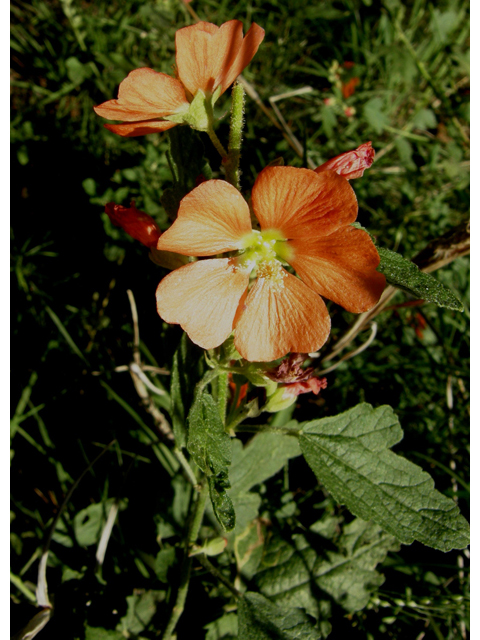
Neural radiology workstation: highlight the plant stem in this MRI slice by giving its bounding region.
[174,448,198,488]
[162,482,209,640]
[224,82,246,190]
[195,554,241,598]
[216,372,229,425]
[207,127,228,158]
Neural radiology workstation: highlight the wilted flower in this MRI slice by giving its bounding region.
[155,166,385,362]
[94,20,264,137]
[315,142,375,180]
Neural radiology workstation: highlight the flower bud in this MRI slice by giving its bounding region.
[315,142,374,180]
[105,201,161,248]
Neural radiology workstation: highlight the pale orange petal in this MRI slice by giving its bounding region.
[94,68,188,122]
[104,120,178,137]
[157,180,252,256]
[156,259,249,350]
[289,226,386,312]
[252,167,358,241]
[234,270,331,362]
[220,23,265,91]
[175,21,244,95]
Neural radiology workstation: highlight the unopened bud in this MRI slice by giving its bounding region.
[105,201,161,248]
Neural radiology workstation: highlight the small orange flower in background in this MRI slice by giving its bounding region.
[155,167,385,362]
[105,201,161,247]
[315,142,375,180]
[94,20,264,137]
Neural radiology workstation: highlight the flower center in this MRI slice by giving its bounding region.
[237,229,289,290]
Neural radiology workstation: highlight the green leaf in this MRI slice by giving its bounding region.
[208,476,236,532]
[188,392,232,477]
[204,613,238,640]
[188,392,235,531]
[238,592,322,640]
[170,334,193,448]
[116,590,165,636]
[256,522,397,615]
[299,404,470,551]
[228,432,301,536]
[377,246,464,311]
[363,97,390,134]
[154,546,176,582]
[85,626,123,640]
[74,499,115,547]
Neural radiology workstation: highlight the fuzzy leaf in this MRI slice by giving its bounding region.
[238,592,322,640]
[299,404,470,551]
[188,392,235,531]
[188,392,231,478]
[377,246,463,311]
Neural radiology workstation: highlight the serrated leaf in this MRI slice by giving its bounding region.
[299,404,470,551]
[188,392,235,531]
[188,392,232,478]
[377,246,464,311]
[257,523,398,614]
[238,592,322,640]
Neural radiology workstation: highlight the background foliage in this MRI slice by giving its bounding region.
[11,0,469,637]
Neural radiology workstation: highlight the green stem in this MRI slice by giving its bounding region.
[195,554,240,598]
[162,482,209,640]
[224,82,246,190]
[216,372,229,426]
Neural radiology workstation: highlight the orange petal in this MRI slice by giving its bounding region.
[156,259,249,350]
[94,68,188,122]
[234,270,331,362]
[104,120,178,137]
[251,167,358,241]
[175,21,244,96]
[289,226,386,312]
[157,179,252,256]
[218,23,265,93]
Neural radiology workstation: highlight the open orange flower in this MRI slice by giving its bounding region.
[155,167,385,362]
[94,20,264,137]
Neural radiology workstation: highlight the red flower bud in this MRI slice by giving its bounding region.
[105,201,161,248]
[315,142,374,180]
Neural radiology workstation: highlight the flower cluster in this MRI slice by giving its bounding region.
[95,19,385,367]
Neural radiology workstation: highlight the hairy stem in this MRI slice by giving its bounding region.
[224,82,246,190]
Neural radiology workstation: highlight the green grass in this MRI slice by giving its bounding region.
[11,0,469,638]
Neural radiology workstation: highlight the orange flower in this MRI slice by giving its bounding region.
[315,142,375,180]
[155,167,385,362]
[94,20,264,137]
